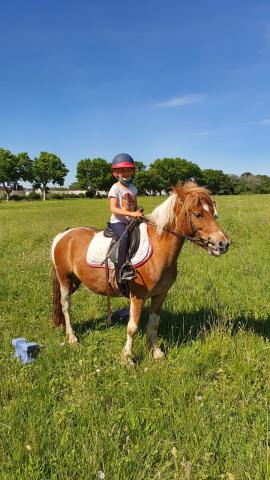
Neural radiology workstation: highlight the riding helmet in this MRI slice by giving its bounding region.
[112,153,135,169]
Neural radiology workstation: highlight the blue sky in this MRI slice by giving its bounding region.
[1,0,270,185]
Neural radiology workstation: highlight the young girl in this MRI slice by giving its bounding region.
[108,153,143,283]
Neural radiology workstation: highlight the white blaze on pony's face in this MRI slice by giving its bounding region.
[202,203,210,213]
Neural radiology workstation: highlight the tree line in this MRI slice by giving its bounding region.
[1,147,270,200]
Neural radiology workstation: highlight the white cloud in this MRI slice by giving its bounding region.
[155,94,206,108]
[195,130,213,136]
[245,118,270,127]
[259,118,270,125]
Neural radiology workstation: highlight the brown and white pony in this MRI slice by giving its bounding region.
[51,182,229,365]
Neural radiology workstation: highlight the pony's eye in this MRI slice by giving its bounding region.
[193,212,203,218]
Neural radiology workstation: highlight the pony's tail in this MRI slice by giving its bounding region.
[51,263,65,327]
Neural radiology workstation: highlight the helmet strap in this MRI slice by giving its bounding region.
[118,177,134,186]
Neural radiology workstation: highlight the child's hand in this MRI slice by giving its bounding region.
[132,209,143,218]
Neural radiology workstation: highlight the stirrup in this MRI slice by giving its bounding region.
[119,263,137,283]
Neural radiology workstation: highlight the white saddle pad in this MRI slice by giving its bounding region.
[86,222,152,269]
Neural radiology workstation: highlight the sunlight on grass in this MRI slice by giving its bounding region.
[1,195,270,479]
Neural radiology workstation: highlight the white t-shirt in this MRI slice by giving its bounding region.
[108,182,138,224]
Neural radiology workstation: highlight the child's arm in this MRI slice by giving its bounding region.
[109,198,143,218]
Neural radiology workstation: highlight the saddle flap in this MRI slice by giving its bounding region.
[128,222,141,259]
[86,222,152,269]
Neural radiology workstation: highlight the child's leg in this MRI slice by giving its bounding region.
[109,222,129,267]
[108,222,136,282]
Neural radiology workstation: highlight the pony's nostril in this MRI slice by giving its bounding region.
[218,240,229,250]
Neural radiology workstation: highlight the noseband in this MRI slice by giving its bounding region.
[160,222,210,247]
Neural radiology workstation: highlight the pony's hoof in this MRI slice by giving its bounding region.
[152,347,165,360]
[121,351,135,367]
[68,335,78,344]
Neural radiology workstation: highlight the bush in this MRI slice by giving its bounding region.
[85,190,95,198]
[49,193,64,199]
[27,191,41,200]
[10,194,24,201]
[95,192,107,199]
[49,192,87,199]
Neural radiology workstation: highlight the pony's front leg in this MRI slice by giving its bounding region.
[122,296,144,366]
[60,285,77,344]
[147,293,167,359]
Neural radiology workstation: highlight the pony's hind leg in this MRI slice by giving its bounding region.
[122,296,144,366]
[147,293,167,359]
[60,284,78,344]
[51,263,78,343]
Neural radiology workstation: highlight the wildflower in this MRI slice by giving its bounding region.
[26,444,32,451]
[171,446,177,458]
[97,471,105,479]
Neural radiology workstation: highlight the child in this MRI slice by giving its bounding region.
[108,153,143,283]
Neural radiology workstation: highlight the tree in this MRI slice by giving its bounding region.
[134,170,152,194]
[148,170,166,195]
[68,181,82,190]
[77,158,113,194]
[149,157,202,193]
[236,173,270,194]
[31,152,69,201]
[16,152,33,185]
[134,161,146,172]
[0,148,32,200]
[202,169,234,195]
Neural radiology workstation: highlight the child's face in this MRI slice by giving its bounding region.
[113,167,134,181]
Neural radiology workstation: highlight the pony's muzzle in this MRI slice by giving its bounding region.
[218,239,230,252]
[207,237,230,256]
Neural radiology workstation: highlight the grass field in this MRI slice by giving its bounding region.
[1,194,270,480]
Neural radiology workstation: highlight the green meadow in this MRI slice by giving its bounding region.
[1,194,270,480]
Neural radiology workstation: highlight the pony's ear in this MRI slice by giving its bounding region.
[172,184,186,204]
[185,177,198,186]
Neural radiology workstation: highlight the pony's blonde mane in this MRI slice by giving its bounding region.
[147,194,178,235]
[147,182,211,235]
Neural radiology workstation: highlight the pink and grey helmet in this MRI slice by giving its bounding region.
[112,153,135,169]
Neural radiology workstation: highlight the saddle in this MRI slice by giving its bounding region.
[86,220,152,298]
[103,220,141,264]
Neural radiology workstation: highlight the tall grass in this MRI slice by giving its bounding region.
[1,195,270,479]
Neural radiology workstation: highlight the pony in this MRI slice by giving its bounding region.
[51,182,230,365]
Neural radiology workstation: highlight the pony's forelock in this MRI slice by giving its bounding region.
[173,183,212,211]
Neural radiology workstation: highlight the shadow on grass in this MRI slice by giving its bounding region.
[157,309,270,348]
[73,306,270,346]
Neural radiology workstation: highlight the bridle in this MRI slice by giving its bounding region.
[142,210,214,249]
